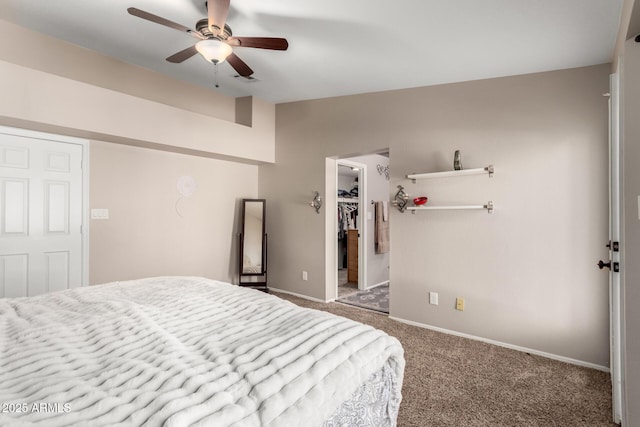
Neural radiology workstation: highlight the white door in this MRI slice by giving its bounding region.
[0,131,84,297]
[607,72,623,424]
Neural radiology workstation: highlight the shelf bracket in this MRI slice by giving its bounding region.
[392,185,410,213]
[485,201,494,213]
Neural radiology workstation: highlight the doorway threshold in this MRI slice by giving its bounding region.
[336,283,389,314]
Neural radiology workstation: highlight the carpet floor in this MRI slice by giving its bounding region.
[274,292,616,427]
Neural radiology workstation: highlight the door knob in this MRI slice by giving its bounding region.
[597,260,611,270]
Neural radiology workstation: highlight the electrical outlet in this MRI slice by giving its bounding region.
[455,297,465,311]
[429,292,438,305]
[302,271,308,281]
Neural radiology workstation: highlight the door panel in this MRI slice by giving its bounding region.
[0,253,28,297]
[2,179,28,235]
[0,132,83,297]
[0,146,28,168]
[45,151,70,173]
[45,181,69,234]
[46,251,70,292]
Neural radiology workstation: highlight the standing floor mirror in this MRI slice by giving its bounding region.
[238,199,267,292]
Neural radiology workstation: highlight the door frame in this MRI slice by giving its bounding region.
[608,72,623,424]
[0,125,90,286]
[325,159,368,300]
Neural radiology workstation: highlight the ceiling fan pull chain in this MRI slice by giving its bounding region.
[214,63,220,88]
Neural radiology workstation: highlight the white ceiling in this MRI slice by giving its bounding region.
[0,0,623,104]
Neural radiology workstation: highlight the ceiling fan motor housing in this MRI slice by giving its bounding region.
[196,19,232,40]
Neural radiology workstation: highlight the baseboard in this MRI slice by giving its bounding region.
[389,316,609,373]
[366,280,389,290]
[269,287,330,303]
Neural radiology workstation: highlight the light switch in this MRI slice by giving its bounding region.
[91,208,109,220]
[367,211,373,220]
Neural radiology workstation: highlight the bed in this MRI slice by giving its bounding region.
[0,276,404,426]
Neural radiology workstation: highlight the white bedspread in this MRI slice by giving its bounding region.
[0,277,404,426]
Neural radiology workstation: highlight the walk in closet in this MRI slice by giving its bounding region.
[338,165,360,287]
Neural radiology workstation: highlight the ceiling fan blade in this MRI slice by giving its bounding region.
[226,37,289,51]
[127,7,203,39]
[166,45,198,63]
[226,53,253,77]
[208,0,230,36]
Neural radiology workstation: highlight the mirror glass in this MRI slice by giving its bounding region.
[241,199,265,275]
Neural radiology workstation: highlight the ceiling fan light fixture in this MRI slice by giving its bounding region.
[196,39,232,64]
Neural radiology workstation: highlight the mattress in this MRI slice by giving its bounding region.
[0,276,404,426]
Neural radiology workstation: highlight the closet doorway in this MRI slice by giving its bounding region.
[336,160,365,298]
[334,153,390,314]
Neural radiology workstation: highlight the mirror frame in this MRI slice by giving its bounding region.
[240,198,266,276]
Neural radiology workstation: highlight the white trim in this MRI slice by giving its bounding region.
[325,158,338,301]
[81,143,90,286]
[0,125,87,146]
[269,287,331,303]
[389,315,610,373]
[366,280,389,290]
[0,125,90,286]
[608,71,623,424]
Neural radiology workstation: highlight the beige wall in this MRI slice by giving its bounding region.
[622,37,640,427]
[0,18,235,122]
[0,19,275,165]
[89,141,257,284]
[0,18,273,290]
[0,59,275,164]
[261,64,610,367]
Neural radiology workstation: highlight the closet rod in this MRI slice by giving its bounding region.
[338,197,359,204]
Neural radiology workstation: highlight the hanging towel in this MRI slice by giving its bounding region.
[382,201,389,222]
[375,201,390,254]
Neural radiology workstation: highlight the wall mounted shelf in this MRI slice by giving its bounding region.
[406,165,494,183]
[394,164,496,214]
[407,201,494,214]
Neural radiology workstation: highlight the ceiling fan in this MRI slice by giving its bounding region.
[127,0,288,79]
